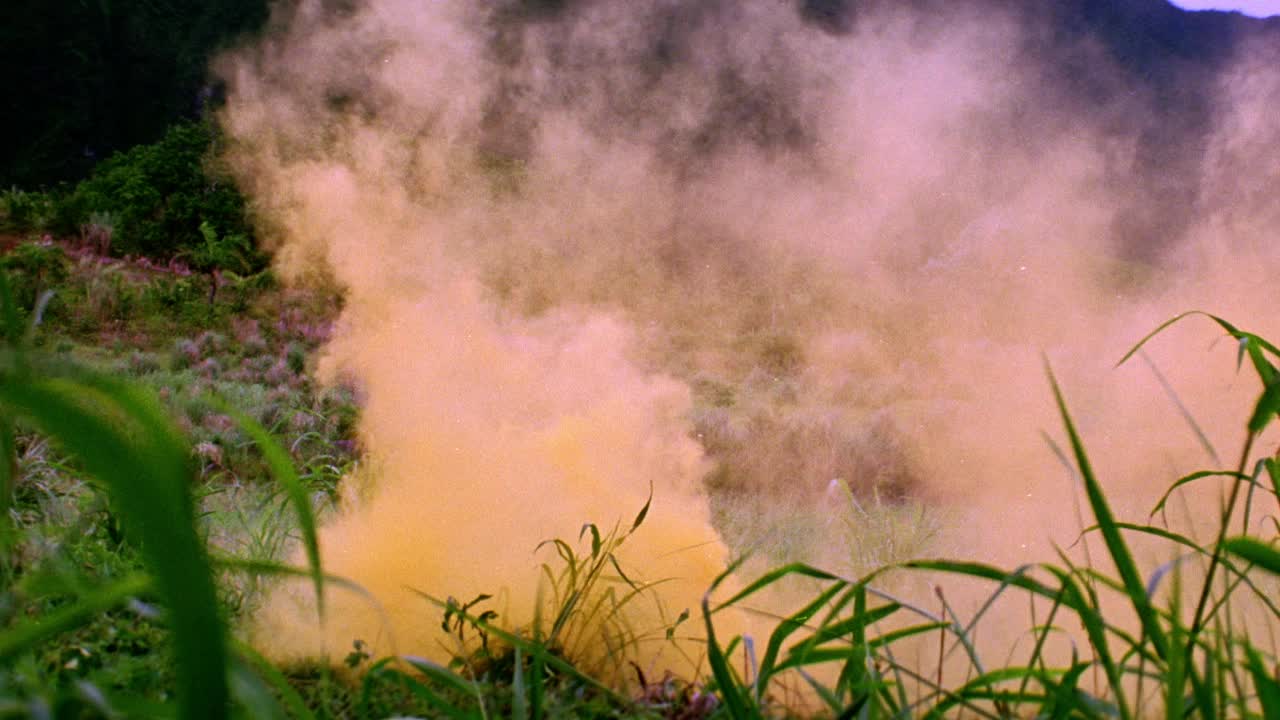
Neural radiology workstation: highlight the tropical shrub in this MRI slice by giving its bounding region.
[0,187,54,233]
[69,122,260,266]
[0,241,71,325]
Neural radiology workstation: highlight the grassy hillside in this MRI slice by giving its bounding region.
[0,237,1277,718]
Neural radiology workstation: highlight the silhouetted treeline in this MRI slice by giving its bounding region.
[4,0,1279,194]
[0,0,269,188]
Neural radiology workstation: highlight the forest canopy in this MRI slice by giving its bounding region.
[0,0,269,188]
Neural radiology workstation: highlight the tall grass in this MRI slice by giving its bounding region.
[4,259,1279,720]
[699,311,1280,718]
[0,271,324,718]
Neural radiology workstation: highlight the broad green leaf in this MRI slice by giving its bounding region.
[1223,537,1280,575]
[1247,647,1280,720]
[1249,381,1280,433]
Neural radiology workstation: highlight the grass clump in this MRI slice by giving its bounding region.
[697,312,1280,719]
[0,257,344,717]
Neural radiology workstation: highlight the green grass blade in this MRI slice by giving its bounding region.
[844,584,869,707]
[229,654,289,720]
[1069,522,1280,617]
[1164,575,1188,720]
[1046,661,1090,720]
[1244,340,1278,386]
[396,657,482,720]
[0,573,151,660]
[512,645,529,720]
[1247,647,1280,720]
[0,374,228,719]
[1116,311,1204,367]
[1249,380,1280,433]
[629,482,652,534]
[703,560,756,719]
[798,603,902,653]
[898,560,1067,607]
[218,401,325,618]
[1117,311,1280,373]
[530,644,545,720]
[1045,566,1130,720]
[1148,471,1255,519]
[1190,651,1218,720]
[1047,362,1168,662]
[0,415,13,552]
[755,580,845,695]
[796,667,846,716]
[713,561,841,612]
[925,666,1054,718]
[1222,537,1280,575]
[1268,458,1280,521]
[936,585,987,680]
[232,641,315,720]
[868,621,950,650]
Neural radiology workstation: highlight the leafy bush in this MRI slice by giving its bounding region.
[69,122,261,266]
[0,242,70,324]
[0,187,54,233]
[139,274,224,327]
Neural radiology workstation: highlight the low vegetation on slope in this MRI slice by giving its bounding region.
[0,235,1276,719]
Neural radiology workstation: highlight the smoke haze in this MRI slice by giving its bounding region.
[217,0,1280,675]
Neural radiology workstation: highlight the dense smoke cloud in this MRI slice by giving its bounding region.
[217,0,1280,674]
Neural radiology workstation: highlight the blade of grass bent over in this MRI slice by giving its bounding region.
[1117,311,1280,370]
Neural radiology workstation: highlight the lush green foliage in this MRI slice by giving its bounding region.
[0,242,70,321]
[0,273,230,717]
[0,188,63,235]
[1,120,261,275]
[67,121,259,263]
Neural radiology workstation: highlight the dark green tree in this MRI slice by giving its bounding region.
[0,0,269,188]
